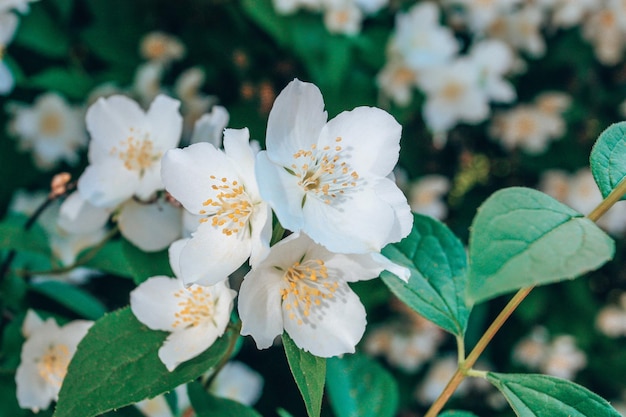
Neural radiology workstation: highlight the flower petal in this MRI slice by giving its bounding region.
[266,79,328,163]
[118,199,182,252]
[223,128,259,196]
[57,191,110,235]
[146,94,183,150]
[168,238,189,278]
[77,159,140,208]
[130,276,182,332]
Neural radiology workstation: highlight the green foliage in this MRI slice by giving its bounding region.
[28,67,94,100]
[487,372,622,417]
[12,3,70,58]
[0,215,51,258]
[381,213,470,337]
[82,240,132,279]
[28,281,106,320]
[282,333,326,417]
[439,412,480,417]
[467,187,615,304]
[54,308,235,417]
[590,121,626,200]
[326,354,398,417]
[121,239,172,285]
[188,381,262,417]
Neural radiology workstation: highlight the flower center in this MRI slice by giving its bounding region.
[172,286,215,329]
[515,113,537,137]
[199,176,253,236]
[39,112,63,136]
[112,129,162,173]
[290,137,360,205]
[280,259,339,325]
[441,81,464,101]
[37,343,71,388]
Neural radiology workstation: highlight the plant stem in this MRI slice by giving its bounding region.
[202,320,242,390]
[424,286,534,417]
[587,176,626,222]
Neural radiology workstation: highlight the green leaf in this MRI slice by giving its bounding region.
[54,308,234,417]
[439,411,480,417]
[241,0,290,47]
[0,215,51,257]
[277,408,296,417]
[82,240,131,278]
[28,67,94,100]
[13,3,70,57]
[188,381,262,417]
[467,188,614,304]
[590,121,626,200]
[0,374,42,417]
[29,281,106,320]
[326,354,398,417]
[282,333,326,417]
[487,372,622,417]
[381,213,470,337]
[121,239,172,284]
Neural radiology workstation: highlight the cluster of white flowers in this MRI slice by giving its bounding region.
[272,0,388,35]
[512,326,587,380]
[539,168,626,235]
[0,0,38,94]
[489,92,571,154]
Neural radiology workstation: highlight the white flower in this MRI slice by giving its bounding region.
[583,7,626,65]
[272,0,321,14]
[238,232,408,358]
[256,79,412,254]
[469,39,516,103]
[133,62,164,107]
[78,94,182,208]
[209,361,264,406]
[354,0,387,14]
[376,56,418,107]
[130,243,236,371]
[16,310,93,412]
[418,58,490,133]
[391,2,459,71]
[408,175,451,220]
[0,0,39,13]
[415,355,470,404]
[0,11,17,95]
[161,128,271,286]
[487,4,546,58]
[444,0,522,32]
[7,92,87,170]
[139,31,186,64]
[323,1,363,35]
[189,105,229,147]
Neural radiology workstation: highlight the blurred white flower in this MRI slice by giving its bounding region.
[0,0,39,13]
[583,6,626,65]
[16,310,93,412]
[392,2,459,71]
[596,293,626,337]
[415,355,470,404]
[354,0,387,14]
[323,1,363,35]
[209,361,264,406]
[377,57,418,106]
[139,31,186,64]
[0,11,17,95]
[408,175,451,220]
[174,67,217,141]
[136,385,189,417]
[273,0,321,14]
[130,243,236,371]
[469,39,516,103]
[189,105,229,147]
[445,0,522,32]
[77,94,182,208]
[239,232,408,358]
[487,4,547,58]
[7,92,87,170]
[256,78,412,254]
[133,62,164,108]
[161,128,271,286]
[545,0,599,28]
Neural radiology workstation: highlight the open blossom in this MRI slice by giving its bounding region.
[445,0,522,33]
[0,12,17,94]
[256,79,412,254]
[487,4,546,58]
[238,232,409,358]
[16,310,93,412]
[130,242,236,371]
[209,361,264,406]
[77,94,182,208]
[408,175,451,220]
[162,128,271,286]
[7,92,87,170]
[139,31,185,64]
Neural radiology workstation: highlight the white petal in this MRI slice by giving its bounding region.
[255,151,305,232]
[168,238,189,278]
[0,60,14,95]
[118,199,182,252]
[374,177,413,245]
[15,358,55,412]
[0,12,18,44]
[223,128,258,196]
[266,79,328,164]
[238,266,285,350]
[369,252,411,283]
[248,203,272,268]
[146,94,183,150]
[318,107,402,177]
[178,225,251,286]
[135,164,164,201]
[21,310,43,338]
[158,325,216,371]
[210,361,264,406]
[77,159,140,208]
[58,192,110,234]
[284,282,366,357]
[85,95,147,165]
[130,276,183,331]
[190,105,229,147]
[161,143,239,214]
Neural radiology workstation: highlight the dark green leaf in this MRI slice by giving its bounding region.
[54,308,234,417]
[28,67,94,100]
[590,121,626,200]
[13,3,70,57]
[29,281,106,320]
[467,188,614,304]
[0,215,51,257]
[487,372,622,417]
[439,411,480,417]
[188,381,262,417]
[82,240,131,278]
[326,354,398,417]
[381,213,470,337]
[121,239,172,284]
[241,0,290,47]
[282,333,326,417]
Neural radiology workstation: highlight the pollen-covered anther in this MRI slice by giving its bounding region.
[37,344,71,388]
[280,259,337,325]
[200,177,252,236]
[112,132,162,173]
[292,138,360,204]
[172,286,215,328]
